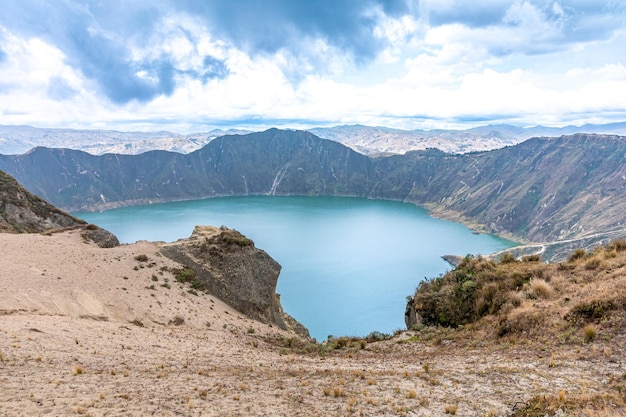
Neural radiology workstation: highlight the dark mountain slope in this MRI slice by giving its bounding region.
[185,128,374,197]
[0,129,374,211]
[1,146,193,211]
[395,134,626,243]
[1,130,624,253]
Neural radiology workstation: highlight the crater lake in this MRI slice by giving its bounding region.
[75,196,516,341]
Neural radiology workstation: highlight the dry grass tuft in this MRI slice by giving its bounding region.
[323,385,346,397]
[583,324,597,343]
[568,248,586,262]
[527,278,553,299]
[584,256,604,270]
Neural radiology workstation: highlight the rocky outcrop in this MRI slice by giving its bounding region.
[0,169,85,233]
[79,224,121,248]
[159,225,309,338]
[0,169,119,247]
[404,297,421,330]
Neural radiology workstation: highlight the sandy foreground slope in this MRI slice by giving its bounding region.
[1,229,625,416]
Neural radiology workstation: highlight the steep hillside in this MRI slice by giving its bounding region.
[309,122,626,155]
[1,130,625,259]
[401,241,626,416]
[396,134,626,243]
[309,124,524,155]
[409,240,626,332]
[0,168,86,233]
[0,169,120,247]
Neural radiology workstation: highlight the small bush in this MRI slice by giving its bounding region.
[134,254,149,262]
[364,331,391,343]
[569,249,586,262]
[214,228,254,248]
[332,337,350,349]
[169,316,185,326]
[499,253,518,264]
[507,291,523,307]
[174,268,195,283]
[444,404,458,415]
[497,310,544,337]
[522,254,541,262]
[332,386,345,397]
[567,299,618,322]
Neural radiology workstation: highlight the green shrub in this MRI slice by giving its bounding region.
[364,331,391,343]
[217,228,253,248]
[413,254,534,328]
[174,268,195,283]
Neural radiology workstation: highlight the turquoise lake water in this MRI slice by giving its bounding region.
[75,196,516,341]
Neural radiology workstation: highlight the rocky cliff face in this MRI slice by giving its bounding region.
[0,169,119,247]
[159,225,309,338]
[0,169,84,233]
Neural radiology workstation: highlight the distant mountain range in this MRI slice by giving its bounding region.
[0,125,251,156]
[310,122,626,155]
[2,122,626,156]
[1,129,624,261]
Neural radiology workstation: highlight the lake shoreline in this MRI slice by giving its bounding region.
[74,195,516,340]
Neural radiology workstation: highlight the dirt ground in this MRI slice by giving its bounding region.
[1,230,625,416]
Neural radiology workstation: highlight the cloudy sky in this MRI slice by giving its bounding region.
[0,1,625,132]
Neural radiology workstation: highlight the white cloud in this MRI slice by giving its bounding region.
[1,2,625,131]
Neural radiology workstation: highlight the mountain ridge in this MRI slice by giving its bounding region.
[1,129,625,261]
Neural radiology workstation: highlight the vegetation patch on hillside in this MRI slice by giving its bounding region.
[409,240,626,343]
